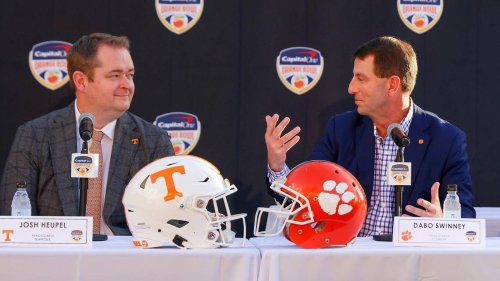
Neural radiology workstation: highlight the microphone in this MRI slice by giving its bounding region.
[78,113,95,141]
[387,123,410,147]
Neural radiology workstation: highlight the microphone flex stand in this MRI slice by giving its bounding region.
[78,140,107,241]
[373,146,406,242]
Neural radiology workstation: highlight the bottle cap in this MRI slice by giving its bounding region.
[16,181,27,188]
[447,184,458,192]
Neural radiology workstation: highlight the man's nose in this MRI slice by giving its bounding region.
[120,75,133,89]
[348,78,356,95]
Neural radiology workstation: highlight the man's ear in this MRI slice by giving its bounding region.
[387,75,401,96]
[73,71,88,92]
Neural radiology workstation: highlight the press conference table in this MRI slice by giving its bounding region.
[2,235,500,281]
[250,236,500,281]
[0,236,260,281]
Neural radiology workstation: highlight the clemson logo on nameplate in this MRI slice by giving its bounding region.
[397,0,443,34]
[154,112,201,155]
[276,47,324,95]
[155,0,204,35]
[28,41,72,90]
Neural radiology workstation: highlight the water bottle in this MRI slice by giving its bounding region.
[443,184,461,218]
[11,181,32,216]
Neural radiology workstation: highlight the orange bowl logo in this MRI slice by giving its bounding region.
[28,41,72,90]
[155,0,204,35]
[397,0,444,34]
[154,112,201,155]
[276,47,324,95]
[73,155,93,176]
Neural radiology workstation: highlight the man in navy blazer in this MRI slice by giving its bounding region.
[0,33,174,235]
[264,36,474,236]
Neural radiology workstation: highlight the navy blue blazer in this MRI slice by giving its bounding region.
[307,104,475,218]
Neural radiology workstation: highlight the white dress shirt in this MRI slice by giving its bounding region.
[75,102,116,236]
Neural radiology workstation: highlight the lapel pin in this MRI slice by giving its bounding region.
[418,139,424,145]
[131,138,140,145]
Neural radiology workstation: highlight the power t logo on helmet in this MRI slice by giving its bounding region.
[149,165,185,201]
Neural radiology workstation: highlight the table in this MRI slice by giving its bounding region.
[476,207,500,237]
[0,236,260,281]
[250,236,500,281]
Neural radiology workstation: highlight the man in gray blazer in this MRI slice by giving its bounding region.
[0,33,174,235]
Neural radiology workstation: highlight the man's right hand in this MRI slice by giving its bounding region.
[265,114,301,172]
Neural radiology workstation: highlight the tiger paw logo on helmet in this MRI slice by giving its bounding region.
[318,180,356,216]
[254,160,367,249]
[122,155,247,249]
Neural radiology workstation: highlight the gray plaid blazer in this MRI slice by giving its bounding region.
[0,102,174,235]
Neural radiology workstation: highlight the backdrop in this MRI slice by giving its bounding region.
[1,0,499,236]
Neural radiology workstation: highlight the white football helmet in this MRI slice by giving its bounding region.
[122,155,247,249]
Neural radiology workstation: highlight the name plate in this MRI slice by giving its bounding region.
[393,217,485,247]
[0,216,93,247]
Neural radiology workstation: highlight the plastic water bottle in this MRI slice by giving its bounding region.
[443,184,461,218]
[11,181,31,216]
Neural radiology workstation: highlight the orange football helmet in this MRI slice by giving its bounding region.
[254,160,367,248]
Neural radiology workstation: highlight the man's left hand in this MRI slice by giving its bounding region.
[405,182,443,217]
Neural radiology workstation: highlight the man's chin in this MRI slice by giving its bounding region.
[356,107,365,115]
[112,103,131,116]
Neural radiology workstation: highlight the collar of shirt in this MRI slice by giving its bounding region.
[373,99,414,140]
[74,101,116,143]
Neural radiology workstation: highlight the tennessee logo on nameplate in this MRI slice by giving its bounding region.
[276,47,324,95]
[397,0,444,34]
[155,0,204,35]
[28,41,72,90]
[153,112,201,155]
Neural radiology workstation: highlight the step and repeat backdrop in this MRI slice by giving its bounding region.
[0,0,499,233]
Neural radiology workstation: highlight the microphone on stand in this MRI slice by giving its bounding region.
[387,123,410,148]
[373,123,411,242]
[76,113,107,241]
[77,113,96,218]
[78,113,95,142]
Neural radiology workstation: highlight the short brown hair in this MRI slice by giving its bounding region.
[67,33,130,89]
[353,36,418,93]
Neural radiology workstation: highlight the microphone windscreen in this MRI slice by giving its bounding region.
[78,112,95,141]
[78,112,95,126]
[387,123,410,147]
[387,123,402,136]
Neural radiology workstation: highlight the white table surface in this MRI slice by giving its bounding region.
[250,236,500,281]
[476,207,500,237]
[0,236,260,281]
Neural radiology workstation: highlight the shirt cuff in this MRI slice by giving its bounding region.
[267,164,290,183]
